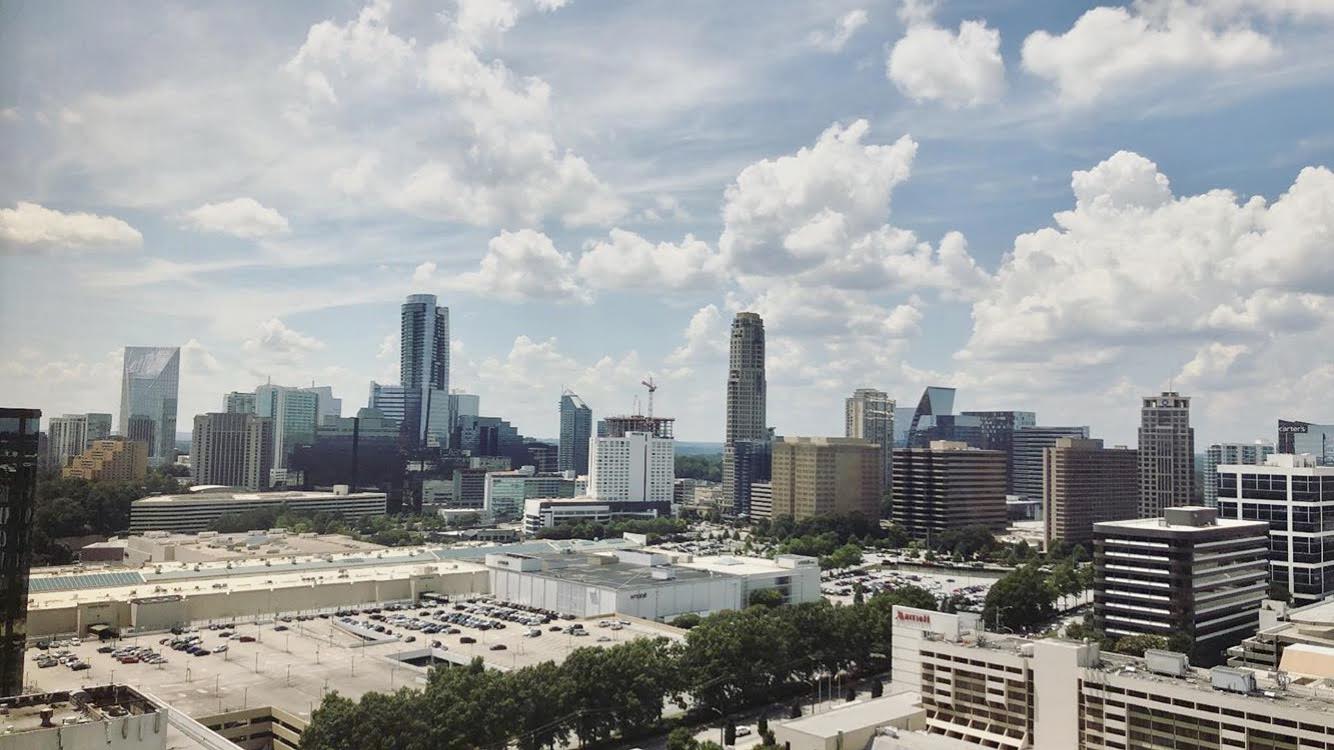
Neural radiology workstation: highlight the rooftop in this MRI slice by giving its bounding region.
[511,557,722,589]
[1095,507,1268,534]
[134,489,386,506]
[779,691,922,738]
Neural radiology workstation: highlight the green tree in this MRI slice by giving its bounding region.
[748,588,785,608]
[672,613,703,630]
[1109,634,1168,657]
[820,542,863,570]
[983,564,1056,632]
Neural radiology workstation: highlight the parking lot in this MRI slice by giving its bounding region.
[26,596,683,723]
[821,561,1002,609]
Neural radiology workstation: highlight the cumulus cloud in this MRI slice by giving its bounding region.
[720,119,989,296]
[0,201,142,251]
[809,9,869,52]
[577,229,720,290]
[242,318,326,358]
[183,197,290,238]
[887,3,1006,109]
[452,229,589,303]
[960,151,1334,414]
[1021,1,1277,106]
[181,338,223,375]
[666,304,727,366]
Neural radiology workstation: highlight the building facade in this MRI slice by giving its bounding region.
[1216,453,1334,605]
[521,498,674,534]
[118,346,180,464]
[190,412,274,490]
[223,390,257,414]
[46,412,113,468]
[62,437,149,482]
[1204,441,1275,507]
[771,437,882,521]
[484,468,577,518]
[723,312,767,516]
[1011,425,1090,501]
[558,391,592,475]
[588,431,674,504]
[0,407,41,696]
[1138,391,1196,517]
[400,293,450,447]
[1042,438,1138,547]
[1278,419,1334,465]
[748,480,773,520]
[722,438,771,517]
[255,385,320,471]
[891,441,1007,539]
[1094,507,1269,664]
[130,488,387,532]
[845,388,895,492]
[960,410,1036,493]
[368,381,407,425]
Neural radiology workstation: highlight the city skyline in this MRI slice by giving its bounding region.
[3,2,1334,445]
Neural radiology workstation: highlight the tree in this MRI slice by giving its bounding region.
[673,613,703,630]
[675,454,723,482]
[983,564,1056,632]
[748,588,785,608]
[820,543,863,570]
[1110,634,1168,657]
[667,727,699,750]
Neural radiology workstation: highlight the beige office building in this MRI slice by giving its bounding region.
[191,412,274,491]
[62,437,149,481]
[1042,437,1138,546]
[770,437,881,520]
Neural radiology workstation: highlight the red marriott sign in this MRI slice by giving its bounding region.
[896,610,931,625]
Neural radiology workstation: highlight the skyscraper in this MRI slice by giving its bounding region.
[224,391,257,414]
[1042,438,1139,547]
[118,346,180,464]
[588,429,675,504]
[0,407,41,696]
[191,412,274,490]
[401,294,450,447]
[558,391,592,475]
[723,312,767,514]
[1203,442,1275,507]
[1137,391,1196,517]
[845,388,895,491]
[368,382,407,425]
[46,412,112,468]
[960,410,1036,493]
[255,385,320,470]
[892,441,1007,539]
[1011,425,1090,500]
[771,437,882,521]
[906,386,985,448]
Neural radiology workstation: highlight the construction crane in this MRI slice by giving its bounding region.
[641,377,657,418]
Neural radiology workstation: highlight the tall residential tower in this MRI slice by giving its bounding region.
[401,294,450,447]
[723,312,767,515]
[845,388,895,491]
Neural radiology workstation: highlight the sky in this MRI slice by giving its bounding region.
[2,0,1333,446]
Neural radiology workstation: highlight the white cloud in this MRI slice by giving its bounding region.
[1175,342,1253,389]
[180,338,223,376]
[0,201,142,250]
[452,229,589,303]
[887,7,1005,108]
[809,9,869,52]
[287,0,416,98]
[1,107,21,122]
[412,261,437,284]
[183,197,290,238]
[719,119,989,296]
[1021,1,1276,106]
[667,304,727,366]
[577,229,720,290]
[242,318,326,358]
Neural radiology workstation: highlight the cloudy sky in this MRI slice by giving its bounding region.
[2,0,1333,445]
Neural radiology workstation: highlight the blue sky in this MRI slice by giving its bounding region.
[2,0,1333,445]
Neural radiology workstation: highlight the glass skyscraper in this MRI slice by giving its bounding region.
[401,294,449,448]
[0,407,41,696]
[558,391,592,475]
[1278,420,1334,465]
[118,346,180,464]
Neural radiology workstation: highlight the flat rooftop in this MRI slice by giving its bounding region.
[674,554,803,577]
[516,558,722,589]
[779,691,922,737]
[1094,515,1268,534]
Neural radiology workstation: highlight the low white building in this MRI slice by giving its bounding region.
[130,486,386,533]
[485,550,819,621]
[521,497,673,534]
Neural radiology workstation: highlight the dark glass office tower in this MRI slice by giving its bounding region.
[0,407,41,696]
[400,294,449,448]
[558,391,592,475]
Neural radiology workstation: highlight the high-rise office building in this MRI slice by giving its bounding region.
[748,481,773,520]
[1011,425,1090,500]
[191,412,274,490]
[290,408,403,494]
[771,437,881,521]
[1204,442,1275,507]
[961,410,1036,494]
[1094,507,1268,665]
[845,388,895,491]
[302,385,342,425]
[523,441,559,473]
[588,430,675,504]
[46,412,112,468]
[1138,391,1196,517]
[368,382,407,426]
[0,407,41,696]
[722,439,772,517]
[1278,419,1334,465]
[892,440,1007,539]
[1042,438,1139,547]
[118,346,180,463]
[447,392,480,448]
[400,293,449,447]
[63,437,149,482]
[558,391,592,475]
[906,386,984,448]
[1217,453,1334,605]
[255,385,320,471]
[723,312,767,515]
[223,391,257,414]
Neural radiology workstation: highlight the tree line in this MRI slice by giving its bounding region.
[300,585,938,750]
[534,516,689,542]
[30,469,183,564]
